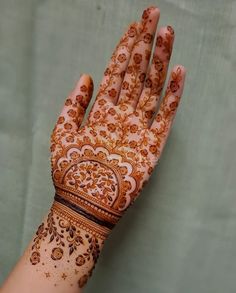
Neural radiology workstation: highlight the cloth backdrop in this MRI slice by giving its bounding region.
[0,0,236,292]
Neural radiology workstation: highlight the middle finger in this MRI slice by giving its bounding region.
[117,6,160,108]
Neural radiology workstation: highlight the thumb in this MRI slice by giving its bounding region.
[57,74,94,132]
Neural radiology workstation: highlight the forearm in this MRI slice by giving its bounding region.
[1,199,105,293]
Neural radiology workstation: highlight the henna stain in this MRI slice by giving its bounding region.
[45,272,50,278]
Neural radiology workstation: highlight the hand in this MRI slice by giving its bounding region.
[50,6,185,238]
[29,6,186,289]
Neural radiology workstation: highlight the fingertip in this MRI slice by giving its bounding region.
[169,65,186,97]
[154,26,175,62]
[129,21,139,28]
[173,64,186,75]
[167,25,175,35]
[146,6,160,16]
[73,74,93,96]
[123,22,140,39]
[141,6,160,22]
[81,73,94,87]
[83,74,94,96]
[158,25,175,36]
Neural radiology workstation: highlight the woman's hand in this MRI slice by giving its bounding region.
[50,6,185,238]
[38,6,185,288]
[2,6,186,293]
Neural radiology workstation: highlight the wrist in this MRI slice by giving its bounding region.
[29,201,105,289]
[53,185,118,239]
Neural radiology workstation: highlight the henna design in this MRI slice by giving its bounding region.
[61,273,67,280]
[45,272,51,278]
[136,26,175,126]
[30,210,103,288]
[29,6,185,290]
[30,211,97,264]
[59,218,84,255]
[75,234,100,267]
[30,212,64,264]
[51,247,64,260]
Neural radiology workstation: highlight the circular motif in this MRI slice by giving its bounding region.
[30,251,40,265]
[64,160,119,206]
[52,144,138,211]
[51,247,64,260]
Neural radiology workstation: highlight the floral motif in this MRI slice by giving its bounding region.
[133,53,142,64]
[30,251,41,265]
[75,255,86,266]
[127,25,137,38]
[30,210,103,289]
[144,33,153,43]
[117,53,127,63]
[51,247,64,260]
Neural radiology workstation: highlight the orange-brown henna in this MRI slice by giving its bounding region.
[117,7,159,107]
[28,6,186,290]
[30,211,101,288]
[136,26,175,126]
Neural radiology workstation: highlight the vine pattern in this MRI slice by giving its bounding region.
[30,211,103,288]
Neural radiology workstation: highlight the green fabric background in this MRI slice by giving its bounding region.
[1,0,236,292]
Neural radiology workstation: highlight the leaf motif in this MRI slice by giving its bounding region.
[69,247,74,255]
[79,236,84,244]
[69,230,74,238]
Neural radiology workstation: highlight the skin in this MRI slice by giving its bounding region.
[1,6,186,293]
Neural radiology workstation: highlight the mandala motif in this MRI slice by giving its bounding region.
[51,143,140,238]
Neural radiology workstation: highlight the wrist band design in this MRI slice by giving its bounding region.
[30,210,103,288]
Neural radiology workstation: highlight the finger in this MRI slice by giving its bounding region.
[95,22,140,106]
[149,65,186,156]
[136,26,175,127]
[118,6,160,108]
[55,74,93,132]
[87,22,140,124]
